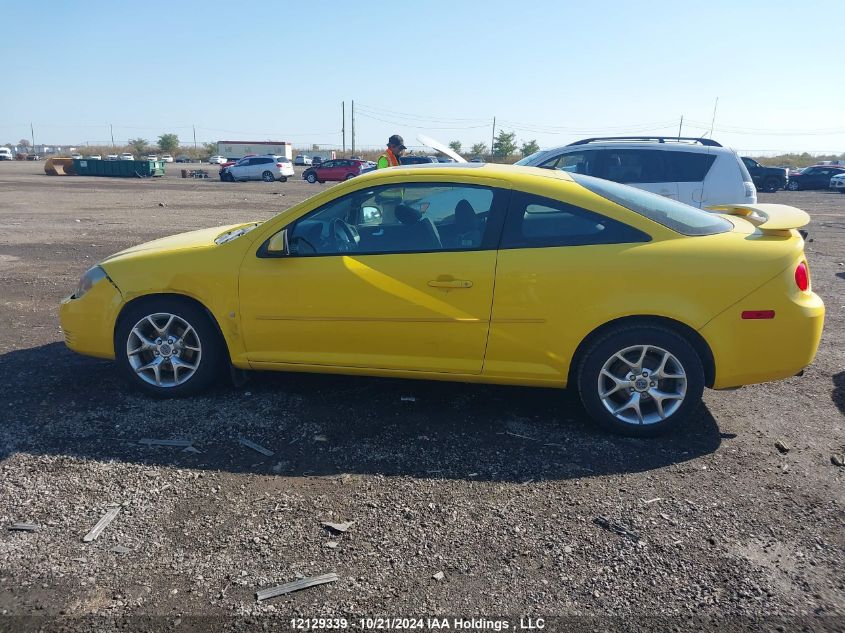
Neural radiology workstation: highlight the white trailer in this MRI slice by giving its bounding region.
[218,141,292,161]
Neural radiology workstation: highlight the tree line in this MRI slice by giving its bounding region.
[448,131,540,161]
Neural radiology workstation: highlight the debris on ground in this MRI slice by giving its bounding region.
[325,541,339,549]
[8,523,38,532]
[313,434,329,442]
[110,545,131,554]
[775,439,791,454]
[432,571,445,581]
[593,516,640,541]
[182,445,202,454]
[644,497,662,504]
[322,521,354,534]
[401,396,416,402]
[138,438,193,447]
[831,454,845,467]
[255,573,339,601]
[82,507,120,542]
[238,436,274,457]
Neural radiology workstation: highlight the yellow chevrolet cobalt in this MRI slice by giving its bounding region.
[60,164,824,436]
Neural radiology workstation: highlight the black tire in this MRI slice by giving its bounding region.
[261,170,275,182]
[306,172,317,184]
[763,177,780,193]
[115,297,224,397]
[576,324,705,437]
[280,176,288,183]
[787,180,800,191]
[345,173,355,180]
[223,171,234,182]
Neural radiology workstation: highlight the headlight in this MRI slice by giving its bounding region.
[74,265,107,299]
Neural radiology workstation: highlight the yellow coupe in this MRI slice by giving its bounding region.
[60,164,824,435]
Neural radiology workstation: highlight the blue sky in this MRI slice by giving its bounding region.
[3,1,843,154]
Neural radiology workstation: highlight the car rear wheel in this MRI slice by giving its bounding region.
[279,176,288,182]
[576,325,704,437]
[763,177,780,193]
[787,180,800,191]
[261,171,275,182]
[306,173,317,184]
[345,173,355,180]
[115,298,224,397]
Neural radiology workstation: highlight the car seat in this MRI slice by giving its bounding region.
[453,199,482,247]
[395,204,442,251]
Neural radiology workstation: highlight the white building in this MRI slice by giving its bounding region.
[217,141,292,161]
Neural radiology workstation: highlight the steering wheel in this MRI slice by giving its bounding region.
[330,218,360,252]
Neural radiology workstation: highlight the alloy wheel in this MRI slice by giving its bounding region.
[597,344,687,425]
[126,313,202,387]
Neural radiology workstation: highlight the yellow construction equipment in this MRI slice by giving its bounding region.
[44,157,77,176]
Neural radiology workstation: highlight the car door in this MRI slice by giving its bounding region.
[483,187,651,382]
[230,158,250,180]
[593,148,679,200]
[237,181,509,374]
[316,160,334,180]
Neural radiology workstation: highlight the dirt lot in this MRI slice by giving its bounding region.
[0,160,843,632]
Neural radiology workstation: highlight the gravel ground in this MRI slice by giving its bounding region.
[0,161,843,632]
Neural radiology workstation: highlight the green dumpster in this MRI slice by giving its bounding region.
[72,158,166,178]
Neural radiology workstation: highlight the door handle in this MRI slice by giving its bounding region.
[428,279,473,289]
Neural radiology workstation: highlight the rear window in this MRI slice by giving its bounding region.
[668,151,716,182]
[570,173,733,236]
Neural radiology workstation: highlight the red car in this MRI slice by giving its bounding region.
[302,158,367,183]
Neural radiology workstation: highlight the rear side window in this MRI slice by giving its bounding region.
[668,151,716,182]
[598,149,668,184]
[571,173,733,236]
[736,154,753,183]
[500,192,650,249]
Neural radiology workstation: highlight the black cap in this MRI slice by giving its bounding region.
[388,134,406,150]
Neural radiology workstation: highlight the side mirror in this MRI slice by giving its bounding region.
[362,205,382,224]
[266,229,289,256]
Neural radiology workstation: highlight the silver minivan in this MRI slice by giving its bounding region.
[516,136,756,208]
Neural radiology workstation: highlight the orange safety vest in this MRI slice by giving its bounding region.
[376,148,400,169]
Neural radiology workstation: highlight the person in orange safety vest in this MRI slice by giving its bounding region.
[376,134,406,168]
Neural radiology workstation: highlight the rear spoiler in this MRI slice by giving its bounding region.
[706,203,810,234]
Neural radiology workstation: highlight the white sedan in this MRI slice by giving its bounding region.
[208,155,227,165]
[161,154,174,163]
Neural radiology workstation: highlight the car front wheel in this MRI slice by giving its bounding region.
[261,171,275,182]
[576,325,704,436]
[116,298,223,397]
[787,180,800,191]
[306,173,317,183]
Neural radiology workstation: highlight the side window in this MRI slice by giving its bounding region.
[500,192,650,249]
[281,183,504,256]
[669,151,717,182]
[259,157,273,165]
[539,151,596,175]
[598,149,667,184]
[321,161,334,168]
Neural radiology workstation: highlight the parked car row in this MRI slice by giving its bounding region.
[302,158,369,183]
[787,165,845,191]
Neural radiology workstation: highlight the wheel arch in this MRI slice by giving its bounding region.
[114,292,231,361]
[568,315,716,389]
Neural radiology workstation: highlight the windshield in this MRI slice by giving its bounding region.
[514,150,549,166]
[570,173,733,236]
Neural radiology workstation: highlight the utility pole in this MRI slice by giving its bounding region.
[678,115,683,140]
[490,116,496,162]
[30,122,35,150]
[351,100,355,155]
[193,125,197,148]
[709,98,719,138]
[110,123,115,148]
[342,101,346,154]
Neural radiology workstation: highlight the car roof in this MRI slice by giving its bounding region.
[352,162,576,184]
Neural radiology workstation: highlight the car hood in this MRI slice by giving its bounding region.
[100,222,259,263]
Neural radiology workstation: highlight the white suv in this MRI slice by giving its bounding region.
[220,155,295,182]
[516,136,756,208]
[0,147,13,161]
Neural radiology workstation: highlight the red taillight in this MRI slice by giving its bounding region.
[742,310,775,320]
[795,261,809,291]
